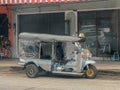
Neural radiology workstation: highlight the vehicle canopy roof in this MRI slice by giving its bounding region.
[19,32,81,42]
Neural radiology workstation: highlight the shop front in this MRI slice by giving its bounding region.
[1,0,120,58]
[78,10,118,56]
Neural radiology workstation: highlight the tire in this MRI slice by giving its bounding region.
[25,64,39,78]
[84,65,97,79]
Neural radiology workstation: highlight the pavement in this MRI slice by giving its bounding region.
[96,60,120,70]
[0,58,120,76]
[0,58,120,70]
[0,59,19,67]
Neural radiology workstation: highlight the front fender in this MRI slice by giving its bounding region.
[81,60,96,72]
[84,60,96,66]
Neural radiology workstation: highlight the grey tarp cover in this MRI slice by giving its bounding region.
[19,32,81,42]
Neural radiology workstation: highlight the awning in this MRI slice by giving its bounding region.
[0,0,90,5]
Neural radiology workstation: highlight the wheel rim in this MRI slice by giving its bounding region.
[27,67,35,75]
[86,69,94,77]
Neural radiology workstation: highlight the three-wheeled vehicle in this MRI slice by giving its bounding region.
[19,32,97,79]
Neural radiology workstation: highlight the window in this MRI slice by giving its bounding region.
[40,42,52,59]
[78,10,116,56]
[19,40,40,58]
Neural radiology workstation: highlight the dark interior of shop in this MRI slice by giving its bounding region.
[0,14,11,58]
[18,12,65,35]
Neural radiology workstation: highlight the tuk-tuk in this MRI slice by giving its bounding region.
[19,32,97,79]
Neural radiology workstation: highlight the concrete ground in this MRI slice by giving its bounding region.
[0,59,120,90]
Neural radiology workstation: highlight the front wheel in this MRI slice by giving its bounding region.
[84,65,97,79]
[25,64,39,78]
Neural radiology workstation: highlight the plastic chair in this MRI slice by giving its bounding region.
[112,52,120,61]
[103,43,111,54]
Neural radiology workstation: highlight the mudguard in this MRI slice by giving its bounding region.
[84,60,96,66]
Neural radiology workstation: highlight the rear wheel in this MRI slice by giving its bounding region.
[84,65,97,79]
[25,64,39,78]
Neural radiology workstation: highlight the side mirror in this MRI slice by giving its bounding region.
[80,37,86,42]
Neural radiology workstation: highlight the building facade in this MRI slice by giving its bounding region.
[1,0,120,57]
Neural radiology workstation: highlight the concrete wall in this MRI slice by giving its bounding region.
[11,0,120,58]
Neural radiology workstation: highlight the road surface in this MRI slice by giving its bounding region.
[0,66,120,90]
[0,59,120,90]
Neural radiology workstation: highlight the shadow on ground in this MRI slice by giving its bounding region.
[97,70,120,80]
[8,66,120,80]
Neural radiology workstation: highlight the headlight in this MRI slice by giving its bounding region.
[89,54,92,58]
[86,53,92,58]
